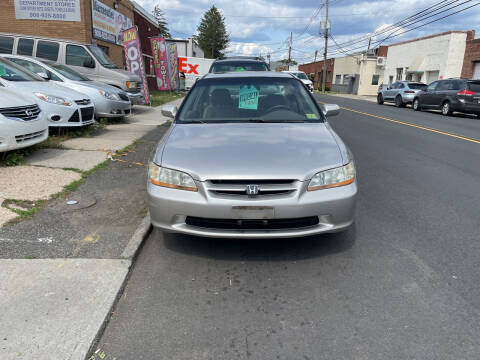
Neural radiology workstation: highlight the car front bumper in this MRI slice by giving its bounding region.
[94,98,132,118]
[148,181,357,238]
[0,116,48,152]
[126,92,144,105]
[42,102,95,127]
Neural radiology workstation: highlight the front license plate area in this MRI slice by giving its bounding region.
[231,206,274,219]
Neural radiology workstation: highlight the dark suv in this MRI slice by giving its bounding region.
[209,57,270,73]
[413,78,480,116]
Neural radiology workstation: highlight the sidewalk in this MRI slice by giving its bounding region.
[0,98,183,360]
[325,93,377,103]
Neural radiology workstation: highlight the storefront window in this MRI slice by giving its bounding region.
[371,75,380,85]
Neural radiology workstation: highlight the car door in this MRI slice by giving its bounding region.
[64,44,98,79]
[421,81,439,107]
[393,82,405,99]
[431,80,449,108]
[384,82,398,100]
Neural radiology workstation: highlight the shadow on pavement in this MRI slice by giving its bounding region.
[160,224,356,262]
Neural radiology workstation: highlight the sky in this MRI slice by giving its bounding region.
[135,0,480,63]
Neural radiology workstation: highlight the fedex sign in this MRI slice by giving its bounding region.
[179,57,199,74]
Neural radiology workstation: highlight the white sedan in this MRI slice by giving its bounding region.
[2,55,132,119]
[0,58,94,127]
[0,88,48,152]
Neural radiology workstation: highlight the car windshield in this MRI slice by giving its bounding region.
[178,76,323,124]
[293,72,308,80]
[87,45,118,69]
[0,58,44,82]
[50,64,90,81]
[211,61,268,73]
[408,83,427,90]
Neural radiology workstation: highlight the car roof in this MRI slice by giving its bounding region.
[202,71,295,80]
[212,58,267,64]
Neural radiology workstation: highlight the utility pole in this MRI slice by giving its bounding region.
[367,37,372,51]
[267,53,271,68]
[314,50,318,63]
[287,32,292,66]
[321,0,329,93]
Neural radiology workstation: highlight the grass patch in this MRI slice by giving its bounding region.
[2,199,46,219]
[150,90,185,107]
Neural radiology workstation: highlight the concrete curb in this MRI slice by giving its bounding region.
[85,213,152,359]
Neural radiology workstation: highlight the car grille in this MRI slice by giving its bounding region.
[0,104,41,121]
[186,216,319,230]
[81,107,94,121]
[15,130,45,143]
[68,110,80,122]
[119,92,130,101]
[206,179,297,198]
[75,99,91,106]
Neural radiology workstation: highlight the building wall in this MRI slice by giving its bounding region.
[332,56,359,85]
[461,37,480,79]
[299,59,334,90]
[357,58,383,96]
[383,31,472,85]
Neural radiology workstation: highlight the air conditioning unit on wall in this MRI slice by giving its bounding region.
[377,57,386,67]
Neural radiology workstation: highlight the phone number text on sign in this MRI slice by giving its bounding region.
[15,0,81,21]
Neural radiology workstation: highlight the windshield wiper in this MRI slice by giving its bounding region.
[245,119,305,123]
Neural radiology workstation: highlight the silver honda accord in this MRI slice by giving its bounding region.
[148,71,357,238]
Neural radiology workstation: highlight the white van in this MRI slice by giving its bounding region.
[0,33,143,104]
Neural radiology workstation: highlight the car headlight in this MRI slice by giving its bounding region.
[34,92,71,106]
[99,90,120,101]
[126,81,136,89]
[308,162,355,191]
[149,163,197,192]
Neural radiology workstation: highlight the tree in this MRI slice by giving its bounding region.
[279,59,298,65]
[152,5,171,38]
[196,5,229,59]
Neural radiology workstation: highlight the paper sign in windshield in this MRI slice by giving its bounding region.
[0,64,6,77]
[239,85,259,110]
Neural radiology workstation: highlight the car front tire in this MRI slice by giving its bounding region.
[413,98,421,111]
[377,94,384,105]
[395,95,405,108]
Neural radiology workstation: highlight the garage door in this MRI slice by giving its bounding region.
[473,62,480,80]
[426,71,440,83]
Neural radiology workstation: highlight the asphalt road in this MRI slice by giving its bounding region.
[94,95,480,360]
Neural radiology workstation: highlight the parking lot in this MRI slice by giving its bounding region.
[84,93,480,359]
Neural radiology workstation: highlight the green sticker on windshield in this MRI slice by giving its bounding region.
[0,64,6,77]
[239,85,259,110]
[306,113,318,119]
[235,67,245,71]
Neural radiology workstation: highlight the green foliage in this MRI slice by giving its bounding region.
[3,152,25,166]
[278,59,298,65]
[150,91,185,107]
[153,6,171,38]
[196,5,229,59]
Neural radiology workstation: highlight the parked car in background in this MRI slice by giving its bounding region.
[149,71,356,238]
[282,70,314,92]
[413,78,480,116]
[377,81,427,107]
[2,55,132,119]
[0,58,94,127]
[0,33,143,104]
[0,88,48,152]
[209,57,270,73]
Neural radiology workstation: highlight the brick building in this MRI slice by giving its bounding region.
[299,58,335,90]
[461,35,480,79]
[0,0,160,85]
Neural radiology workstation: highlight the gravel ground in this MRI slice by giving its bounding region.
[0,166,81,201]
[0,198,17,226]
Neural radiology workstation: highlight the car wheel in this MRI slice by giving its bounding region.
[377,94,384,105]
[395,95,405,108]
[413,98,421,111]
[442,101,452,116]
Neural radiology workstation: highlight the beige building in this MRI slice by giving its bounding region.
[331,46,388,96]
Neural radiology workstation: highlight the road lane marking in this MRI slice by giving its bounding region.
[320,101,480,145]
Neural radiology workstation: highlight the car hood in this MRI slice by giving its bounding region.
[0,88,38,107]
[159,123,343,181]
[83,80,125,93]
[7,81,88,101]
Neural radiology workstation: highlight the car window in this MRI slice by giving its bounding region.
[7,58,62,81]
[427,82,438,92]
[292,72,308,80]
[467,82,480,93]
[36,41,59,61]
[66,45,94,67]
[87,45,118,69]
[0,36,14,54]
[17,38,35,56]
[436,81,449,91]
[210,61,268,73]
[398,83,405,89]
[390,82,399,89]
[178,77,323,123]
[50,63,90,81]
[0,58,44,82]
[407,83,427,90]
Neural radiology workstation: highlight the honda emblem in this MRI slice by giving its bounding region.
[246,184,259,197]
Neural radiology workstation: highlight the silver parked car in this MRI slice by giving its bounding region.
[148,72,357,239]
[377,81,427,107]
[3,55,132,119]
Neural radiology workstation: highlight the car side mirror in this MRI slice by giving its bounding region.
[386,86,391,90]
[37,72,50,80]
[161,105,178,119]
[321,104,340,117]
[83,58,95,68]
